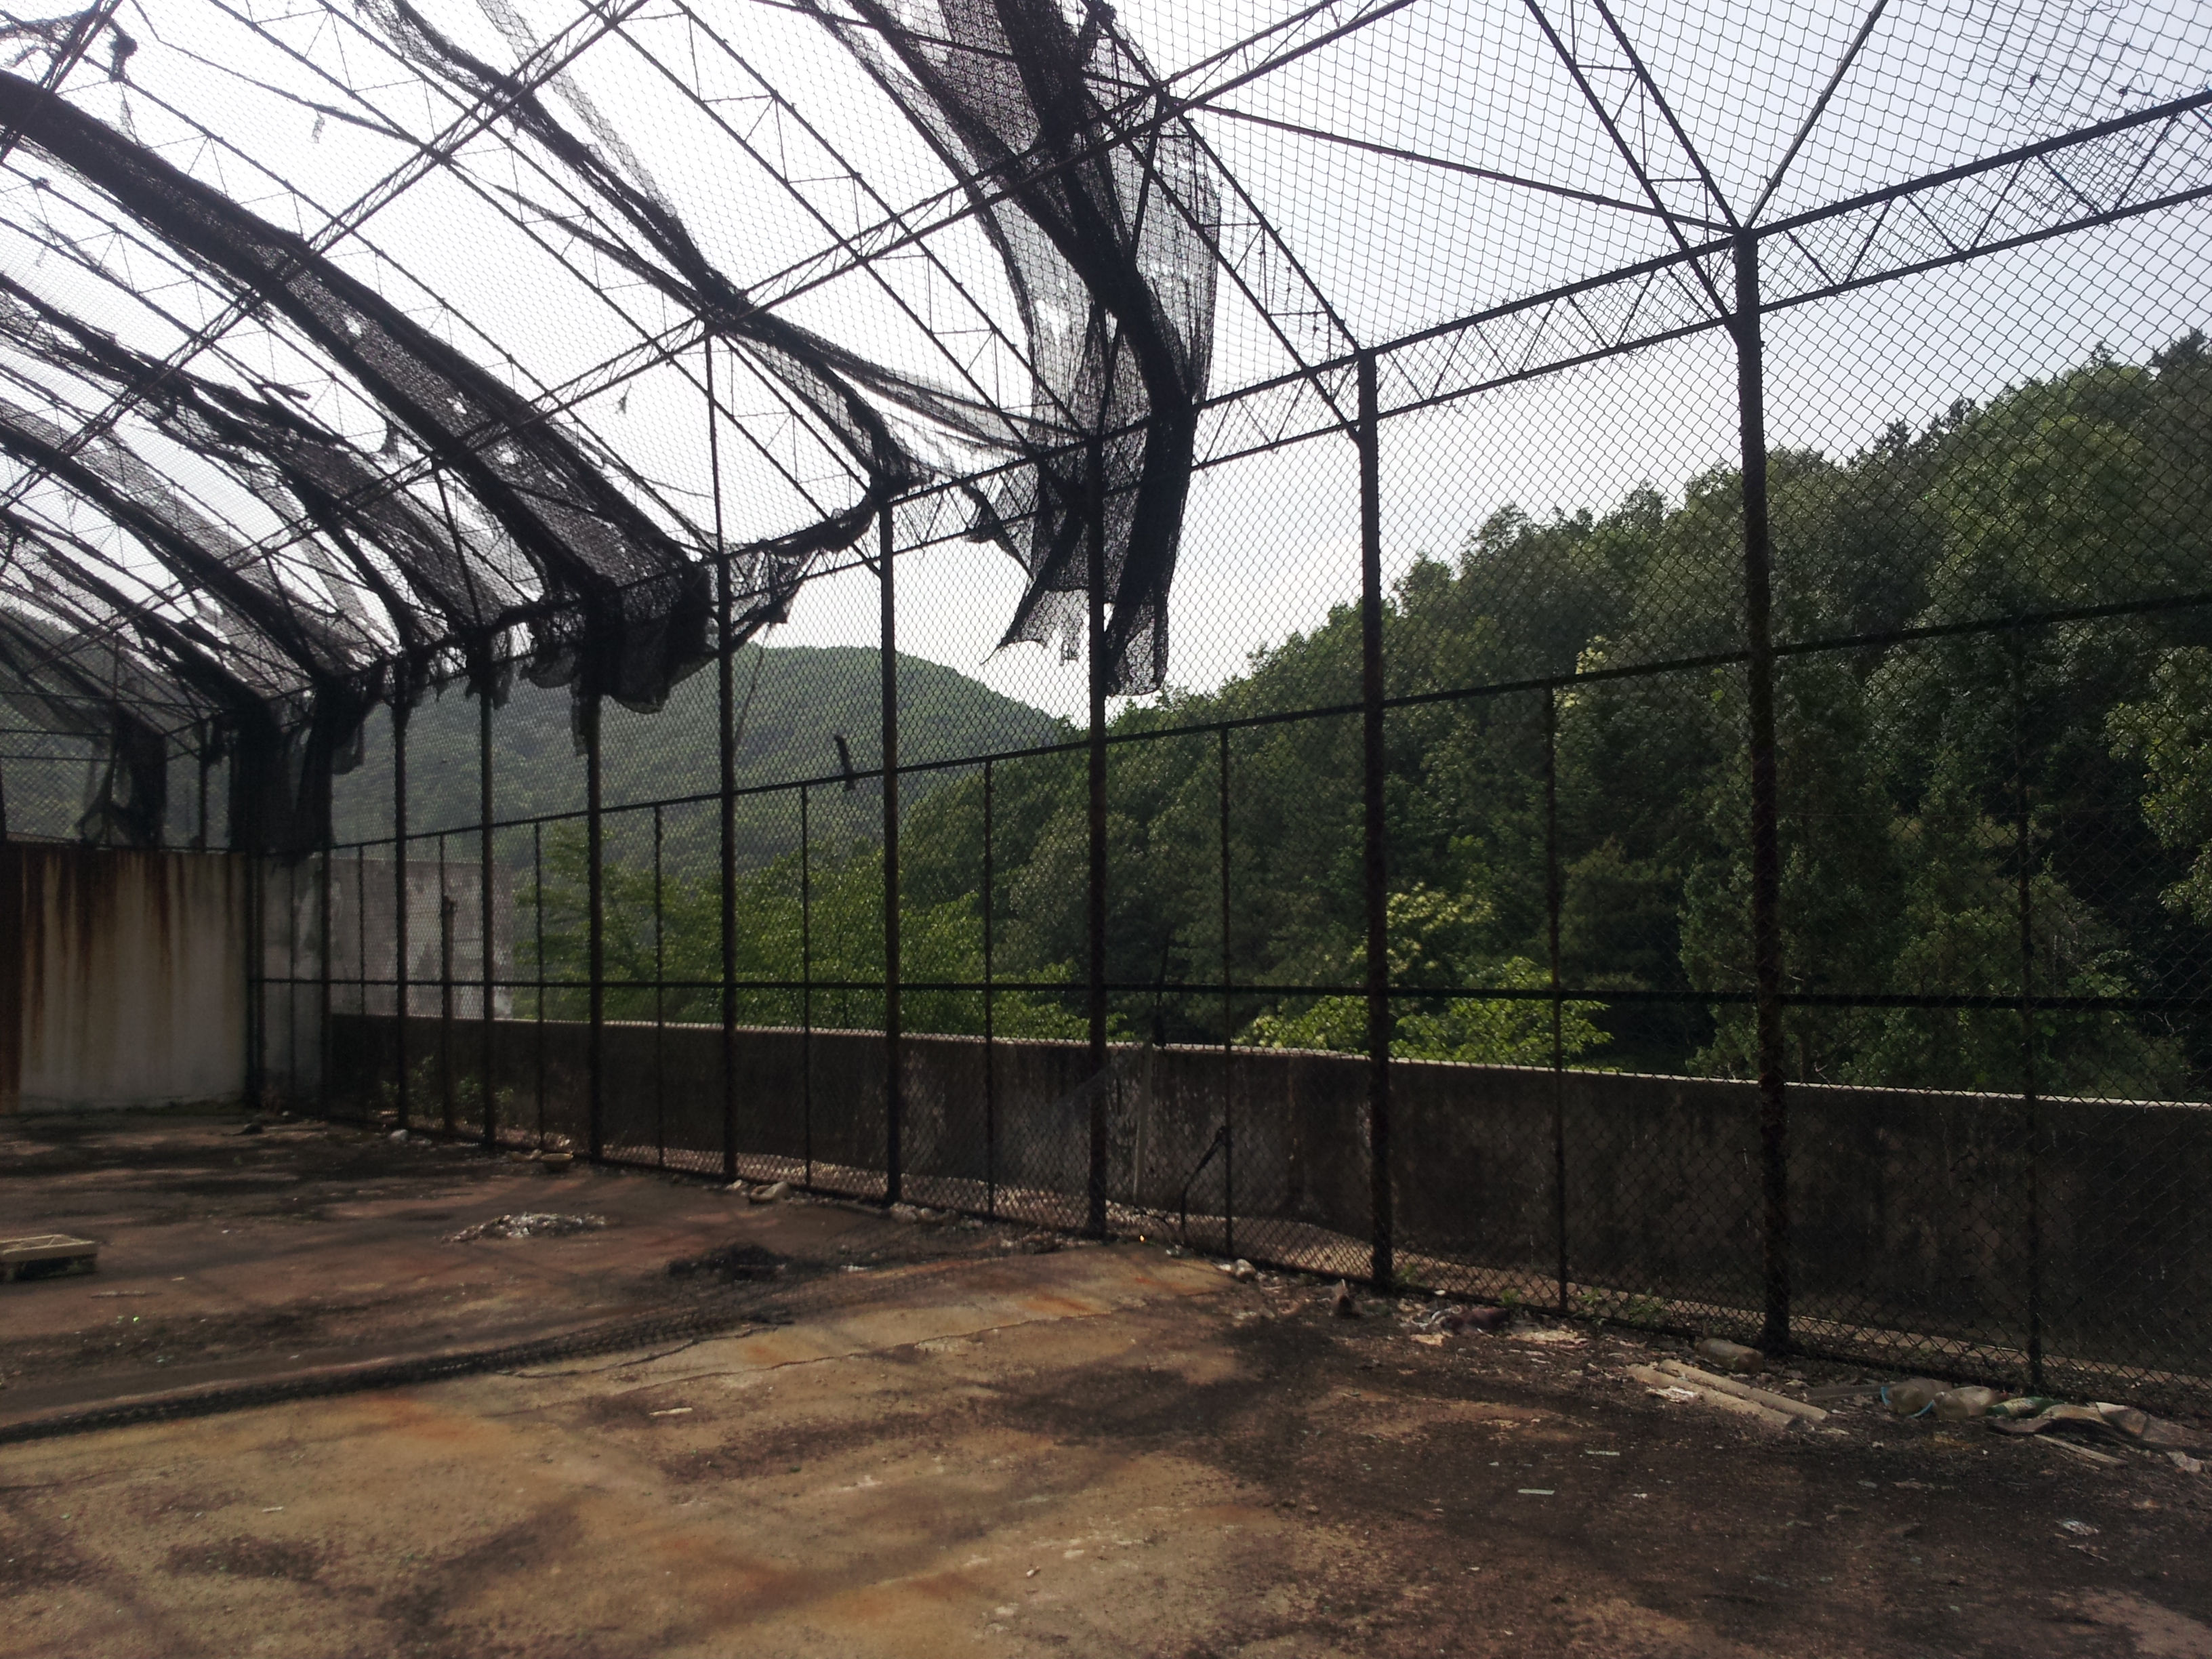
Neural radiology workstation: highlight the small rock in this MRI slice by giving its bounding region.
[388,1128,409,1143]
[749,1181,790,1205]
[2057,1519,2099,1537]
[2167,1451,2205,1475]
[1231,1259,1257,1282]
[1330,1280,1359,1319]
[1694,1337,1766,1374]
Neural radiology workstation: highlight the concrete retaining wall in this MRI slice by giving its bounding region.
[325,1012,2212,1372]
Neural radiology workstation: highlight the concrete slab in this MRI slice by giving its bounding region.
[4,1113,2212,1658]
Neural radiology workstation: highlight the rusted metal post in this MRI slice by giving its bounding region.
[1734,234,1790,1355]
[654,800,666,1169]
[711,336,739,1185]
[1357,352,1391,1290]
[392,699,410,1131]
[585,685,605,1164]
[245,842,262,1113]
[479,679,496,1148]
[354,846,367,1121]
[801,781,814,1186]
[881,505,903,1206]
[1220,723,1235,1261]
[1086,441,1109,1238]
[2014,637,2044,1389]
[1547,684,1568,1313]
[317,842,332,1115]
[532,820,546,1149]
[983,756,997,1217]
[438,834,454,1136]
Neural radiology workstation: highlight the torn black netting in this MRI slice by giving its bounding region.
[0,68,712,718]
[804,0,1217,694]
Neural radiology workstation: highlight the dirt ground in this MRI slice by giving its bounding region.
[3,1113,2210,1658]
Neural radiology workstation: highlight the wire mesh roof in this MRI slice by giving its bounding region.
[1,0,2207,846]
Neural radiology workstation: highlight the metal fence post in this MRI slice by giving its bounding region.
[2013,635,2045,1389]
[881,505,903,1206]
[585,685,605,1163]
[1734,233,1790,1355]
[1546,684,1568,1313]
[654,800,666,1169]
[801,781,813,1187]
[318,841,333,1114]
[983,756,997,1217]
[532,820,546,1149]
[712,336,739,1185]
[246,844,265,1119]
[438,833,454,1136]
[1220,723,1235,1261]
[479,680,496,1149]
[392,698,409,1131]
[1357,351,1391,1290]
[1086,440,1110,1237]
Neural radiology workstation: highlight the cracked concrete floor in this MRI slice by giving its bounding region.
[3,1131,2211,1657]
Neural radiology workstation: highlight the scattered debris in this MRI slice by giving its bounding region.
[2168,1452,2204,1475]
[1806,1382,1881,1402]
[1883,1378,1948,1416]
[1218,1258,1256,1282]
[748,1182,790,1206]
[1648,1384,1701,1404]
[1992,1401,2160,1448]
[1001,1232,1061,1254]
[448,1213,608,1242]
[2058,1519,2099,1537]
[1656,1359,1829,1424]
[666,1242,787,1282]
[1695,1337,1766,1374]
[1512,1327,1589,1347]
[1627,1364,1792,1429]
[2,1233,100,1282]
[1931,1386,1999,1421]
[2036,1434,2124,1467]
[1441,1305,1511,1334]
[1330,1280,1359,1319]
[1410,1332,1446,1347]
[649,1407,693,1417]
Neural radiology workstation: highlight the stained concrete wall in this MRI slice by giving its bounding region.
[1,843,248,1113]
[323,1012,2212,1374]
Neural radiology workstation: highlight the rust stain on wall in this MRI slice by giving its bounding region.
[4,844,249,1113]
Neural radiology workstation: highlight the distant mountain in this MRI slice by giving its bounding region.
[331,645,1063,869]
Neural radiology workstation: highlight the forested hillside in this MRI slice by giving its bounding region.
[333,643,1062,849]
[554,335,2212,1094]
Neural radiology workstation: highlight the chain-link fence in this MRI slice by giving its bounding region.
[1,1,2207,1410]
